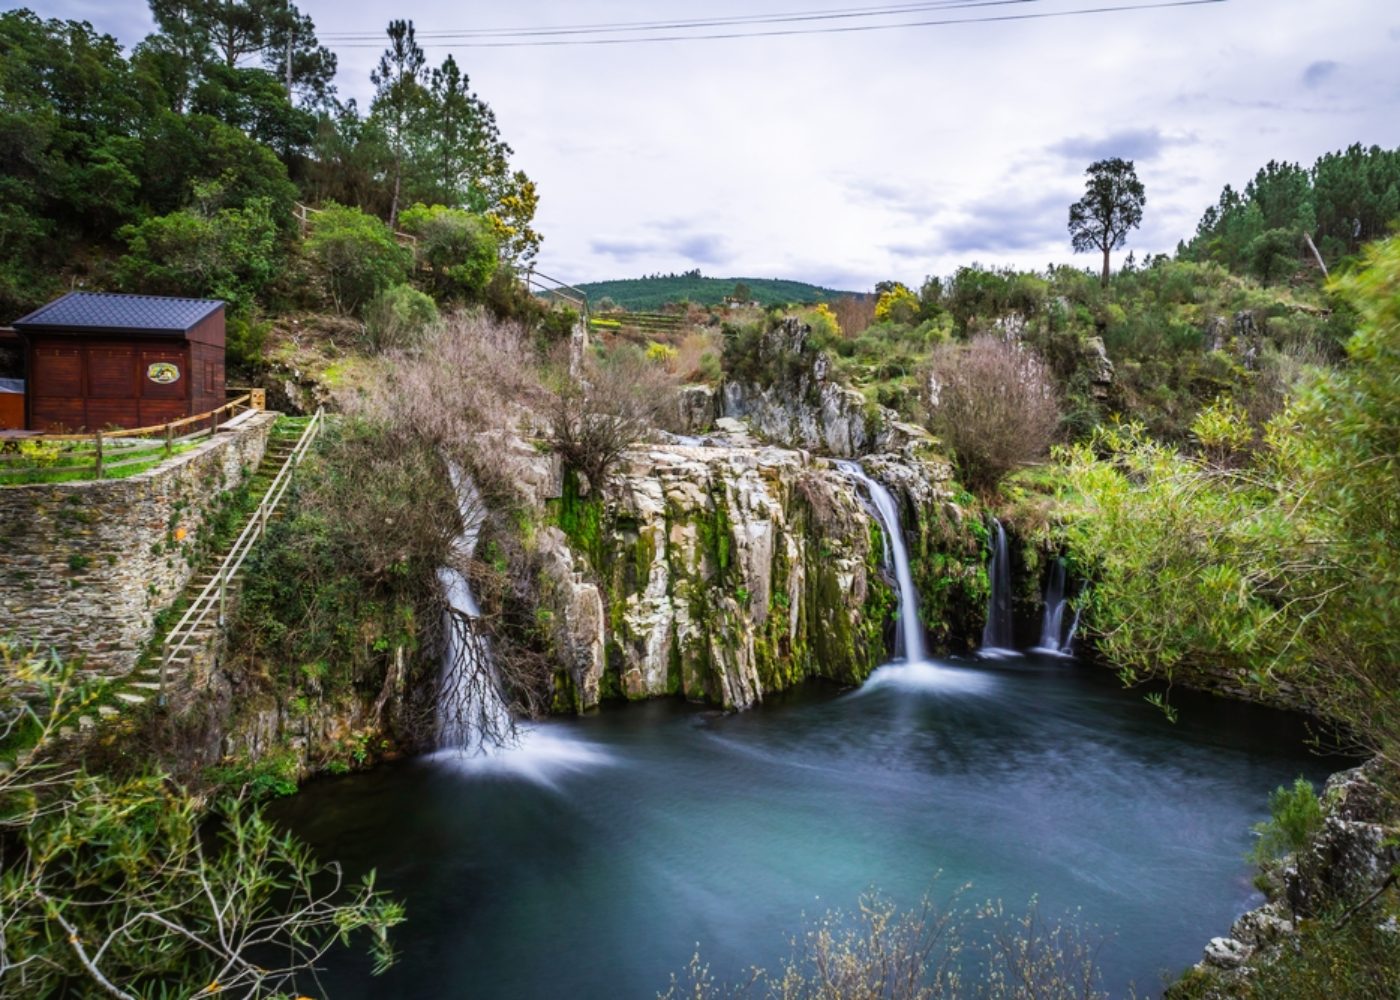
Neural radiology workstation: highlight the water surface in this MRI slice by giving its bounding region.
[274,653,1336,998]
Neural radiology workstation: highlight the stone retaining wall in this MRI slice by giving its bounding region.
[0,412,278,677]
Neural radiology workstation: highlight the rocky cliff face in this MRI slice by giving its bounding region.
[528,435,984,711]
[711,316,927,457]
[518,316,992,712]
[1172,759,1400,997]
[539,439,888,710]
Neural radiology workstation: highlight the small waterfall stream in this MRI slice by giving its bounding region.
[1062,599,1083,654]
[836,461,926,663]
[437,464,512,754]
[1035,559,1068,652]
[981,518,1014,652]
[1033,558,1080,655]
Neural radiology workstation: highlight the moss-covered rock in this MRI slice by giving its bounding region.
[535,430,981,711]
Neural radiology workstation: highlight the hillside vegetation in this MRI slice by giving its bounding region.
[574,273,861,310]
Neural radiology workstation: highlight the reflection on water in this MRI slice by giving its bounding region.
[273,653,1340,999]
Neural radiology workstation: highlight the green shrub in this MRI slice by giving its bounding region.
[205,748,302,800]
[398,202,499,301]
[1250,777,1324,864]
[305,202,411,315]
[225,313,270,366]
[696,350,722,383]
[0,645,403,996]
[364,283,439,351]
[538,304,579,342]
[117,194,284,317]
[234,419,452,699]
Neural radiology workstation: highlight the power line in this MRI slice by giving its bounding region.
[318,0,1024,40]
[325,0,1228,49]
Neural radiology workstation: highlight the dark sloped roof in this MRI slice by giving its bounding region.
[13,292,224,334]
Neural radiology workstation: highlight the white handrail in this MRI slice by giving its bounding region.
[158,408,324,703]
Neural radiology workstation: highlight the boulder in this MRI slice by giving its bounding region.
[1202,936,1251,970]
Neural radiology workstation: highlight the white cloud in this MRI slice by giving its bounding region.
[24,0,1400,289]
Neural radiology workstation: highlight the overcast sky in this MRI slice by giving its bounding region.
[23,0,1400,289]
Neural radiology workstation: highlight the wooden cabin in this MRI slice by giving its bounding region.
[12,293,225,432]
[0,327,21,430]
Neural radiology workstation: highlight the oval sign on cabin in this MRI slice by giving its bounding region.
[147,362,180,385]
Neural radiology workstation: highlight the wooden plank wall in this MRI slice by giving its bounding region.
[27,337,192,432]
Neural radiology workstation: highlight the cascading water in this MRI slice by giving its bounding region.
[1033,558,1080,656]
[437,464,512,754]
[980,518,1014,653]
[835,461,925,662]
[1035,558,1068,653]
[1062,599,1083,654]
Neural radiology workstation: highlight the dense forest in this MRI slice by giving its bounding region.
[0,7,539,333]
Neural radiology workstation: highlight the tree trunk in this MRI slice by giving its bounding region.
[1304,232,1329,278]
[1100,245,1111,286]
[389,155,402,229]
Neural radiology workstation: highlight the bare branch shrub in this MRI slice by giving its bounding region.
[660,888,1112,1000]
[354,310,552,508]
[674,329,725,381]
[923,335,1060,492]
[832,295,877,338]
[238,312,554,750]
[550,345,680,492]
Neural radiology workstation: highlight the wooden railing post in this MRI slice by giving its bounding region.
[94,430,103,480]
[165,421,174,456]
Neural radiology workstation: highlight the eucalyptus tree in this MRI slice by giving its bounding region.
[1068,158,1146,286]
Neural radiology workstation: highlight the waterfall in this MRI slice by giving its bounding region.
[437,464,512,754]
[1035,559,1068,652]
[1062,600,1083,654]
[1033,558,1081,655]
[836,461,926,663]
[981,518,1014,652]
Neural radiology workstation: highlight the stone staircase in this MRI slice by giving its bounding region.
[62,416,316,735]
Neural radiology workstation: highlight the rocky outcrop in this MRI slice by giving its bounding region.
[535,425,977,711]
[499,314,987,711]
[675,384,719,435]
[1083,335,1114,397]
[1173,760,1400,997]
[536,526,607,710]
[718,317,913,458]
[1285,760,1400,916]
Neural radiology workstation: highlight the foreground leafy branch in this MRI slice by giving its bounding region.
[0,642,404,999]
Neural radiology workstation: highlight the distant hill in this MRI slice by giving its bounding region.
[572,276,865,311]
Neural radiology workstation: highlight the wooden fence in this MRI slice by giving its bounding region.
[158,407,324,702]
[0,392,262,484]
